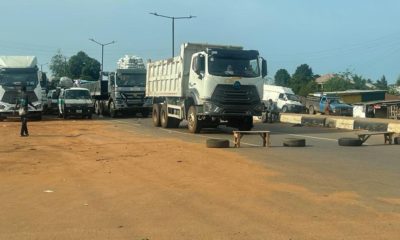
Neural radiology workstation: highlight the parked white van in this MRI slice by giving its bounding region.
[262,85,305,113]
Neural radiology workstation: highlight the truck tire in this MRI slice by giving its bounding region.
[152,103,161,127]
[63,113,68,119]
[87,114,92,119]
[95,100,100,115]
[308,105,315,115]
[238,116,253,131]
[283,138,306,147]
[394,137,400,144]
[206,139,230,148]
[282,106,288,113]
[141,109,150,118]
[109,101,117,118]
[187,105,202,133]
[338,137,363,146]
[160,104,180,128]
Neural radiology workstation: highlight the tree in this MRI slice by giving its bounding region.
[49,49,68,78]
[274,69,291,87]
[68,51,100,80]
[375,75,388,90]
[323,76,354,91]
[396,75,400,86]
[289,64,315,96]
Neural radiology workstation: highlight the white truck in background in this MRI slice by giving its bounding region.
[81,55,149,117]
[0,56,43,120]
[262,85,305,113]
[146,42,267,133]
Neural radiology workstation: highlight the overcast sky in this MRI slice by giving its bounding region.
[1,0,399,83]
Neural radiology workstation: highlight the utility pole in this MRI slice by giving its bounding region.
[149,12,195,57]
[89,38,116,74]
[40,62,48,72]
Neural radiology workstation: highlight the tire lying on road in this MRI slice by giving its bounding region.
[206,139,230,148]
[394,136,400,145]
[283,138,306,147]
[338,137,363,146]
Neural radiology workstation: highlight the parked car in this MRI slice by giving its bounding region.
[302,94,353,116]
[58,88,94,119]
[262,85,305,113]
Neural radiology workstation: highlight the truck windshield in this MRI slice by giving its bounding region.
[65,90,91,99]
[286,94,300,101]
[208,57,260,78]
[116,73,146,87]
[0,72,38,86]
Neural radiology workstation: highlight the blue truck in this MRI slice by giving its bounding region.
[303,94,353,116]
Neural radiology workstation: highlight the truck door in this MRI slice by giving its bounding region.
[277,93,285,109]
[189,53,205,102]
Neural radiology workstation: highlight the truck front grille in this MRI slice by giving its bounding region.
[211,84,260,106]
[1,91,38,104]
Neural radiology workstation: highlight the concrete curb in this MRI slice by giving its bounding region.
[279,113,400,134]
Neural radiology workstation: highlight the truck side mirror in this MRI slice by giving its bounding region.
[261,59,267,78]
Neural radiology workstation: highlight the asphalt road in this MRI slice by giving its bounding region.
[98,115,400,210]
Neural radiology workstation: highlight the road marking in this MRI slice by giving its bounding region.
[287,134,337,142]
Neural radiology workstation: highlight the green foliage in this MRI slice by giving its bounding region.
[49,49,68,78]
[48,78,60,90]
[68,51,100,81]
[289,64,315,96]
[375,75,388,90]
[396,75,400,86]
[323,76,354,91]
[274,69,291,87]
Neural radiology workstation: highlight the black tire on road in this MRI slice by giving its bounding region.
[338,137,363,146]
[394,136,400,144]
[283,138,306,147]
[308,105,315,115]
[206,139,230,148]
[282,106,288,113]
[87,114,92,119]
[63,113,68,119]
[152,103,161,127]
[187,105,202,133]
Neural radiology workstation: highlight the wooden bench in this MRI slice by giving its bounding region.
[356,131,395,144]
[233,131,271,148]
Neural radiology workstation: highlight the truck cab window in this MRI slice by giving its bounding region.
[278,93,285,99]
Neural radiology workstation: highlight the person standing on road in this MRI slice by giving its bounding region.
[324,99,331,115]
[16,85,36,137]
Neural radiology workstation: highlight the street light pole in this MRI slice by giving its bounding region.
[40,62,48,72]
[88,38,116,74]
[149,12,196,57]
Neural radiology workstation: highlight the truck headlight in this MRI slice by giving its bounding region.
[203,101,219,113]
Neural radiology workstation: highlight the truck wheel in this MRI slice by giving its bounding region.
[282,106,288,113]
[238,116,253,131]
[63,113,68,119]
[283,138,306,147]
[161,105,180,128]
[109,101,117,118]
[394,137,400,144]
[152,103,161,127]
[308,106,315,115]
[87,114,92,119]
[141,109,150,118]
[206,139,230,148]
[187,105,202,133]
[95,101,100,115]
[338,138,363,146]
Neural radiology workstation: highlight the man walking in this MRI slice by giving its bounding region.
[16,85,36,137]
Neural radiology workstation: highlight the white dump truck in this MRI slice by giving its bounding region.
[146,43,267,133]
[0,56,43,120]
[81,55,149,117]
